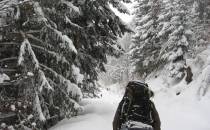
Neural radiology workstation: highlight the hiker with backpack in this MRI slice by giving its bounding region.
[113,81,161,130]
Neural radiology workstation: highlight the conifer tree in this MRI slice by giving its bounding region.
[131,0,162,78]
[0,0,131,129]
[158,0,194,80]
[131,0,197,81]
[191,0,210,54]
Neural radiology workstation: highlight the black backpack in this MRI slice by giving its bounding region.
[121,81,154,125]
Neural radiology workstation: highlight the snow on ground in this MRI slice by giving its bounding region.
[51,80,210,130]
[146,47,210,130]
[50,84,123,130]
[148,76,210,130]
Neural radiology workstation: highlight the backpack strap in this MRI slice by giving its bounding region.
[125,91,133,122]
[120,88,133,124]
[150,101,161,130]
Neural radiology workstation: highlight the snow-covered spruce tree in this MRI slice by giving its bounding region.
[0,0,82,129]
[131,0,197,81]
[0,0,131,129]
[72,0,131,96]
[158,0,195,80]
[131,0,163,78]
[191,0,210,97]
[190,0,210,55]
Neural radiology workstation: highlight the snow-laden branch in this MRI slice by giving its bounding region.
[45,25,77,54]
[34,92,46,121]
[0,57,18,63]
[71,64,84,84]
[0,41,69,65]
[109,0,130,14]
[18,32,53,91]
[65,15,82,30]
[37,70,53,92]
[47,77,83,112]
[33,2,47,23]
[61,0,81,17]
[18,38,39,69]
[40,64,82,101]
[31,44,70,65]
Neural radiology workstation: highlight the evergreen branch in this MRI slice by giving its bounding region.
[26,33,54,50]
[65,15,82,30]
[0,68,17,72]
[26,30,42,34]
[0,42,19,46]
[0,77,28,86]
[31,44,70,65]
[40,64,82,111]
[0,0,32,11]
[0,41,69,65]
[0,82,14,86]
[0,57,18,63]
[47,77,81,110]
[26,34,47,45]
[39,63,66,81]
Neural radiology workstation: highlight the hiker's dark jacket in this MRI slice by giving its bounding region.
[113,98,161,130]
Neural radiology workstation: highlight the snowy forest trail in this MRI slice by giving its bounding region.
[50,82,210,130]
[50,89,122,130]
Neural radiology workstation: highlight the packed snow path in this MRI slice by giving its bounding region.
[51,83,210,130]
[50,89,122,130]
